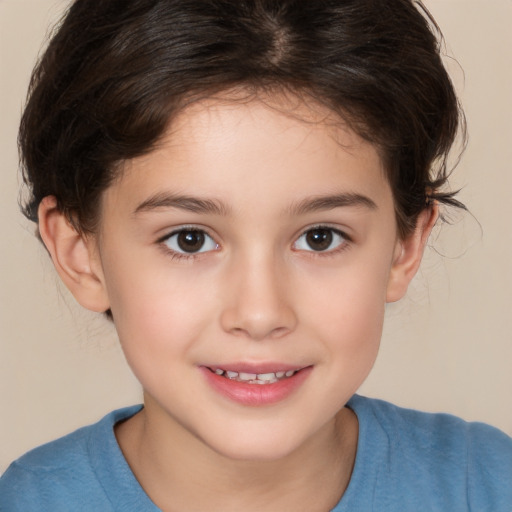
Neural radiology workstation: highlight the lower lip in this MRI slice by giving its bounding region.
[200,367,312,406]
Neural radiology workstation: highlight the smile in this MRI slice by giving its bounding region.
[202,365,312,406]
[208,368,299,384]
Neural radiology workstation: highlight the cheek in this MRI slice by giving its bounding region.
[296,256,390,363]
[105,270,216,401]
[320,283,384,364]
[103,257,216,359]
[299,254,390,325]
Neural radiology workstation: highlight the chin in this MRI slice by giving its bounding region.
[213,440,300,462]
[197,420,321,463]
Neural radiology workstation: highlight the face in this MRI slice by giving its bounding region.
[92,97,404,460]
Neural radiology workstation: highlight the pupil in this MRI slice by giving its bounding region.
[177,231,205,252]
[306,229,332,251]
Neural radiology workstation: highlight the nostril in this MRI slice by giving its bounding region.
[268,326,292,339]
[227,324,292,341]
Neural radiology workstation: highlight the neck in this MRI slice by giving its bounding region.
[115,397,358,512]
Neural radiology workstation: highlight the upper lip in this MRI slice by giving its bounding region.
[203,362,309,374]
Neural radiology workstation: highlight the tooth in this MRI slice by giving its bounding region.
[215,369,224,375]
[276,371,285,378]
[226,371,238,379]
[238,372,257,381]
[285,370,295,377]
[257,372,277,381]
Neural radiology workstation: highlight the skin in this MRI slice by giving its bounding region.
[39,95,436,511]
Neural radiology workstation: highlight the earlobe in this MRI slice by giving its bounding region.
[38,196,110,313]
[386,204,438,303]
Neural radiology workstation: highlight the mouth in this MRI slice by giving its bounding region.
[206,367,300,385]
[201,364,312,406]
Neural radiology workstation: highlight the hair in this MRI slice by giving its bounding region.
[20,0,465,238]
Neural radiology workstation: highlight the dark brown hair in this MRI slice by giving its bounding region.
[20,0,465,237]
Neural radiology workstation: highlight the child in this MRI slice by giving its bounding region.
[1,0,511,510]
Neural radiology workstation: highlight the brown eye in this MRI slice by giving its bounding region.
[164,229,217,254]
[177,230,205,252]
[305,229,333,251]
[294,227,347,252]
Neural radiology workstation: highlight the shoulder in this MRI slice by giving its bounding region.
[345,395,512,511]
[0,406,142,511]
[351,394,512,459]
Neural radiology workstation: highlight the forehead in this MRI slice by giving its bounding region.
[105,95,392,218]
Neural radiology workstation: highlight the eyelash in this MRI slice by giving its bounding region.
[157,225,352,261]
[292,225,351,257]
[157,226,218,261]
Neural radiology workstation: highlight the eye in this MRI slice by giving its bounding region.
[163,228,218,254]
[293,227,347,253]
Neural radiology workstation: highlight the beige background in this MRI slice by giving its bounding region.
[1,0,511,472]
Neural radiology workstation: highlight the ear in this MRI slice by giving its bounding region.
[38,196,110,313]
[386,204,438,303]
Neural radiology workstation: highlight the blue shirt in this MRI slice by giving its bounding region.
[1,395,511,511]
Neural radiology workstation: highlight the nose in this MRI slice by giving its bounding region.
[219,254,297,341]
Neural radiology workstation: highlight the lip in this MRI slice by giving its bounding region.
[205,362,304,374]
[200,364,312,406]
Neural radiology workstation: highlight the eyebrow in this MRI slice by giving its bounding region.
[133,193,230,216]
[133,191,377,217]
[288,193,377,215]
